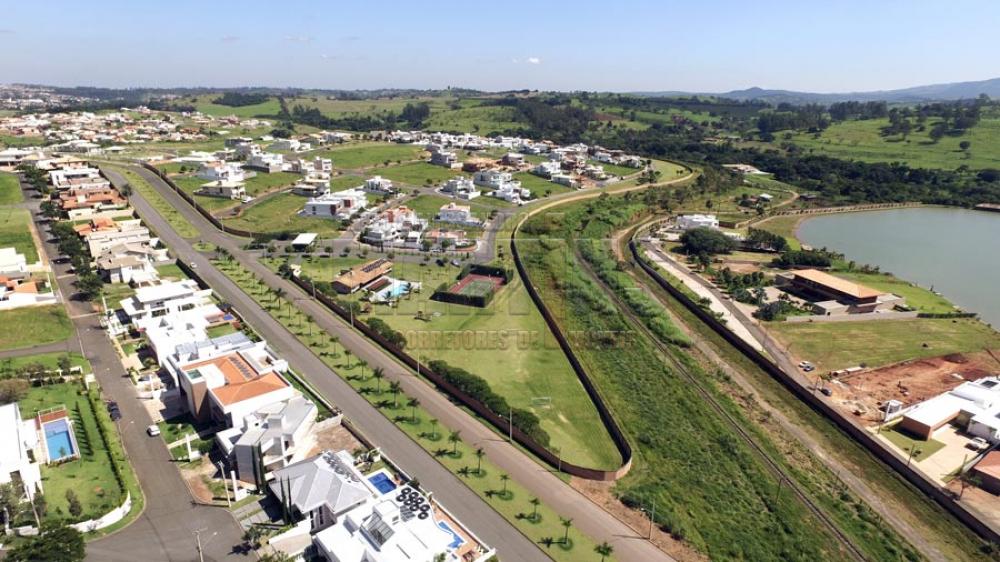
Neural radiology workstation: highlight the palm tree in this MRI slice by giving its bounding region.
[594,541,614,562]
[389,381,402,407]
[329,335,340,355]
[372,367,385,394]
[274,287,285,304]
[448,430,461,456]
[344,348,353,369]
[306,315,314,338]
[560,517,573,544]
[429,418,439,440]
[358,359,368,380]
[474,447,485,475]
[529,497,540,522]
[499,473,510,496]
[407,397,420,423]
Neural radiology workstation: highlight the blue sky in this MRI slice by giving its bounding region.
[2,0,999,93]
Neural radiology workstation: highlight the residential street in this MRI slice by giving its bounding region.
[107,164,677,562]
[19,180,247,562]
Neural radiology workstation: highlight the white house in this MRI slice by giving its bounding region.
[95,242,163,284]
[197,162,246,182]
[437,202,479,226]
[362,206,427,246]
[362,176,395,195]
[0,247,28,275]
[440,176,480,200]
[473,169,512,189]
[198,180,247,200]
[0,403,42,500]
[302,189,368,221]
[429,148,457,167]
[217,395,319,485]
[121,278,215,327]
[676,214,719,230]
[490,182,531,204]
[168,332,294,426]
[531,161,561,178]
[246,152,285,173]
[270,450,374,530]
[83,222,153,256]
[48,167,109,190]
[899,377,1000,442]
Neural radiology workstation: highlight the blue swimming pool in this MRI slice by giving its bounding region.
[438,520,465,549]
[368,472,397,494]
[43,418,77,462]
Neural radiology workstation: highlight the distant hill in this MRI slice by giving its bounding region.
[634,78,1000,105]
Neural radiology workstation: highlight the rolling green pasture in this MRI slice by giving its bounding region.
[315,143,425,169]
[191,94,282,118]
[377,162,460,186]
[222,192,341,236]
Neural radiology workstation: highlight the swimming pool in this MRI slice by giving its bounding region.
[438,520,465,549]
[43,418,77,462]
[368,472,397,494]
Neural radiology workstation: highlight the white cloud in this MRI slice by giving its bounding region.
[285,35,315,44]
[220,35,240,43]
[526,56,542,65]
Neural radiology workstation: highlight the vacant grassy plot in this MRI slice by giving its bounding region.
[315,143,425,170]
[328,174,365,191]
[835,271,956,314]
[768,318,1000,373]
[651,159,689,179]
[0,134,44,148]
[154,262,188,281]
[270,255,621,469]
[513,172,575,198]
[754,214,804,250]
[402,194,479,221]
[222,192,341,236]
[192,94,282,118]
[244,171,300,196]
[169,176,241,213]
[0,305,72,350]
[775,113,1000,170]
[0,172,24,204]
[423,105,523,135]
[0,207,38,262]
[20,382,124,523]
[376,162,459,187]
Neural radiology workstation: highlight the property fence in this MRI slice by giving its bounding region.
[628,238,1000,544]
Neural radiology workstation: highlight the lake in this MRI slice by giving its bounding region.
[797,207,1000,327]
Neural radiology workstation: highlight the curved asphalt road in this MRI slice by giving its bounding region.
[110,164,679,562]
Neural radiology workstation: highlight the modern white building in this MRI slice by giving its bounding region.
[246,152,285,173]
[48,167,108,190]
[899,377,1000,442]
[0,247,28,275]
[96,242,163,284]
[197,162,246,182]
[302,189,368,220]
[121,278,215,327]
[472,169,512,189]
[0,403,42,500]
[82,222,153,256]
[429,149,457,167]
[362,206,427,246]
[217,395,319,485]
[437,202,479,226]
[531,161,561,178]
[270,450,373,531]
[676,214,720,230]
[167,332,294,426]
[440,177,480,200]
[363,176,395,195]
[198,180,247,200]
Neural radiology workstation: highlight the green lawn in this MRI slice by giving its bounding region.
[770,112,1000,170]
[264,256,622,469]
[0,207,39,262]
[513,172,575,198]
[0,352,89,374]
[154,262,188,281]
[20,383,124,524]
[769,318,1000,373]
[423,105,523,135]
[834,272,956,314]
[157,413,213,445]
[314,143,425,170]
[0,135,44,148]
[0,306,73,351]
[0,172,24,204]
[402,194,486,222]
[244,171,300,196]
[222,192,342,236]
[377,162,460,187]
[881,423,947,461]
[206,323,239,339]
[591,161,639,178]
[754,215,804,250]
[169,176,241,213]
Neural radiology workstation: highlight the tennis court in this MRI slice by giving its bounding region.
[448,273,505,296]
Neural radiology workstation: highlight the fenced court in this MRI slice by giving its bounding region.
[449,273,505,297]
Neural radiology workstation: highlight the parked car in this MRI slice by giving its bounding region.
[820,387,833,396]
[803,365,815,373]
[146,425,161,437]
[109,409,122,422]
[969,437,990,451]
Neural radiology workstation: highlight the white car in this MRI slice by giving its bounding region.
[146,425,161,437]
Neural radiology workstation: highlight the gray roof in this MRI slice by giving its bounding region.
[269,451,372,515]
[236,395,317,449]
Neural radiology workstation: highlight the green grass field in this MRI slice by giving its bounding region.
[106,167,201,239]
[423,105,523,135]
[267,255,622,469]
[769,318,1000,373]
[881,423,946,461]
[0,135,45,148]
[191,94,282,118]
[222,192,341,236]
[373,162,459,187]
[244,171,301,196]
[19,382,124,523]
[0,207,39,262]
[0,172,25,204]
[754,214,804,250]
[0,306,73,350]
[834,272,956,314]
[314,143,425,170]
[0,352,89,373]
[771,113,1000,170]
[512,172,575,198]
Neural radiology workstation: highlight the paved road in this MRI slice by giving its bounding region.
[18,179,247,562]
[111,164,677,562]
[0,338,76,358]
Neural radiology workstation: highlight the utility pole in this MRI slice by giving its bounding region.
[648,503,655,540]
[508,408,513,443]
[195,529,204,562]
